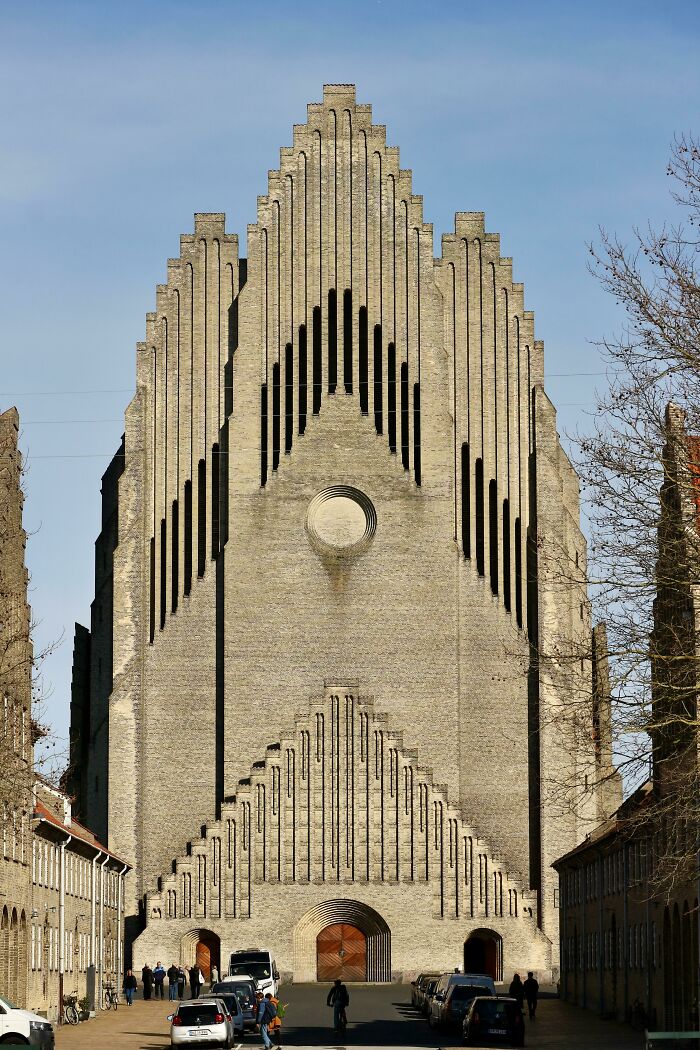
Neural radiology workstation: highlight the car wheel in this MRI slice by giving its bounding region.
[0,1038,30,1046]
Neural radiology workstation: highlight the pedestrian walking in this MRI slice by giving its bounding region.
[123,970,137,1006]
[177,965,187,1000]
[523,971,539,1020]
[266,992,283,1047]
[508,973,524,1011]
[326,979,349,1031]
[190,964,201,999]
[198,967,207,996]
[255,990,275,1049]
[167,962,180,1001]
[153,961,166,1000]
[210,963,219,985]
[141,964,153,1002]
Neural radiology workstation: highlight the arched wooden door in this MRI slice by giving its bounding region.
[317,923,366,981]
[194,931,220,981]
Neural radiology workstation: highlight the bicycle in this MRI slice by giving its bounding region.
[102,983,119,1010]
[62,991,80,1026]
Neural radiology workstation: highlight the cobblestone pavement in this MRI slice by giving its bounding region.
[54,985,645,1050]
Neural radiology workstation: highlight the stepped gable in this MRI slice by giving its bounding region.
[145,684,539,931]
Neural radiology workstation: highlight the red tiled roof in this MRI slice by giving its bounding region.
[33,800,129,868]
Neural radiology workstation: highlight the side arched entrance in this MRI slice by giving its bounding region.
[180,928,221,981]
[294,899,391,982]
[464,929,503,981]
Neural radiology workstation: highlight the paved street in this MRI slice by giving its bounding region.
[54,984,645,1050]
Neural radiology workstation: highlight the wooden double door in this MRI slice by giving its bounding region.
[316,923,367,981]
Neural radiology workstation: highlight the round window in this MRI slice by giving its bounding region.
[306,486,377,557]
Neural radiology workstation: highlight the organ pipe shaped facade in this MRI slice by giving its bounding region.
[68,85,615,982]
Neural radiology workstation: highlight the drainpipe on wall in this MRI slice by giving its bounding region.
[558,868,567,1002]
[581,865,587,1009]
[597,849,604,1017]
[90,851,103,968]
[117,863,127,981]
[623,844,629,1022]
[98,855,109,1007]
[58,834,72,1024]
[646,868,652,1023]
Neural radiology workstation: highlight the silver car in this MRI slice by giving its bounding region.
[170,997,235,1048]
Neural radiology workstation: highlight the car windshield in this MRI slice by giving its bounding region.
[213,994,239,1013]
[475,1000,513,1020]
[177,1004,222,1024]
[215,983,254,1005]
[0,996,17,1011]
[230,962,270,979]
[427,981,438,993]
[452,985,491,1001]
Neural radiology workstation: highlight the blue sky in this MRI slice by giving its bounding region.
[1,0,698,756]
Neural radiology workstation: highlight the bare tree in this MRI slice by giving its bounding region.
[569,135,700,897]
[0,409,61,854]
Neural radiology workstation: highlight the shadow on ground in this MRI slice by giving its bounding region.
[280,985,441,1047]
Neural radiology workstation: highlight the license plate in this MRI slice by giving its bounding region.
[487,1028,507,1035]
[188,1029,211,1036]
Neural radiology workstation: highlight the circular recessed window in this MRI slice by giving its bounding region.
[306,486,377,557]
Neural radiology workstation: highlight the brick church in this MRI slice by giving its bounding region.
[68,85,618,984]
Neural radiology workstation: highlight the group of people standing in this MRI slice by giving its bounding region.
[121,961,221,1004]
[508,971,540,1019]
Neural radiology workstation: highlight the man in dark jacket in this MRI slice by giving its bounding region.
[523,972,539,1020]
[167,962,180,1001]
[326,979,349,1031]
[141,964,153,1001]
[123,970,138,1006]
[190,964,201,999]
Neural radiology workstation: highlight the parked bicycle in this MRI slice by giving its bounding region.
[62,991,80,1025]
[102,983,119,1010]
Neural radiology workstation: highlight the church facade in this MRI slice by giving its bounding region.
[68,85,615,983]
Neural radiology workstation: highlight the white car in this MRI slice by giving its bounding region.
[169,997,235,1048]
[0,995,55,1047]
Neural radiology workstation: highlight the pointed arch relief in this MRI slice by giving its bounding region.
[180,927,221,979]
[294,898,390,983]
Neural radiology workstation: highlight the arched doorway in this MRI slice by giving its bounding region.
[464,929,503,981]
[317,923,366,981]
[294,899,391,982]
[180,928,221,981]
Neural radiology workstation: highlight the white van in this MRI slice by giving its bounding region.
[0,994,55,1047]
[228,948,279,996]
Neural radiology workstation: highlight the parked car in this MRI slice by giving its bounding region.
[213,979,256,1030]
[429,973,497,1028]
[413,972,440,1011]
[462,996,525,1047]
[207,986,245,1037]
[411,973,429,1007]
[440,983,494,1028]
[170,997,235,1048]
[228,949,279,997]
[421,977,441,1015]
[0,994,54,1047]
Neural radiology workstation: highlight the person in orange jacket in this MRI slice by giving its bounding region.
[265,992,284,1046]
